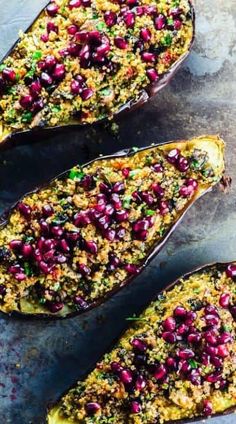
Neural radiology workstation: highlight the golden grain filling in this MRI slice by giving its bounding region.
[0,137,223,316]
[0,0,193,135]
[48,264,236,424]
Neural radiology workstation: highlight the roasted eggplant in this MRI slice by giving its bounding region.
[0,135,224,318]
[0,0,194,146]
[47,262,236,424]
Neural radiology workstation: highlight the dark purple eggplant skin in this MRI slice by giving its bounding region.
[0,1,195,150]
[0,136,224,320]
[46,261,236,424]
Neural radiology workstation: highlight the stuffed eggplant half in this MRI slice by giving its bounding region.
[0,0,194,145]
[0,135,224,318]
[47,262,236,424]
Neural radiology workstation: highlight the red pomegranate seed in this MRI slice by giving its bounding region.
[185,311,197,325]
[217,344,229,358]
[131,338,147,352]
[135,6,144,16]
[119,369,133,384]
[51,226,63,238]
[210,355,223,368]
[74,296,88,309]
[81,88,94,101]
[48,302,64,313]
[165,357,177,369]
[124,264,139,274]
[162,332,176,343]
[85,240,98,255]
[46,2,59,16]
[42,204,54,217]
[115,210,129,222]
[39,261,52,274]
[45,55,57,69]
[69,0,81,8]
[163,316,176,331]
[176,323,189,336]
[2,68,16,82]
[81,0,91,6]
[111,361,123,373]
[104,10,117,27]
[85,402,100,416]
[153,364,167,380]
[152,163,163,173]
[179,359,191,373]
[59,239,70,253]
[205,314,220,327]
[20,95,33,110]
[8,264,22,274]
[0,285,6,296]
[151,183,164,197]
[178,349,195,359]
[146,68,159,82]
[15,272,27,281]
[219,293,230,308]
[140,191,154,206]
[201,353,210,365]
[135,375,146,391]
[114,37,128,49]
[155,14,166,30]
[174,19,182,30]
[205,371,222,383]
[170,7,183,17]
[30,80,42,97]
[187,332,201,344]
[188,369,201,386]
[204,304,219,315]
[41,72,53,86]
[122,167,130,178]
[9,240,23,250]
[113,181,125,193]
[204,345,218,357]
[174,305,187,318]
[203,400,213,416]
[130,401,141,414]
[41,34,49,43]
[18,202,32,218]
[123,12,135,28]
[204,330,218,346]
[104,228,116,241]
[47,22,58,34]
[141,52,155,63]
[133,219,149,232]
[78,263,91,276]
[71,79,83,95]
[226,264,236,278]
[52,64,65,80]
[218,332,233,344]
[22,244,33,258]
[140,27,151,42]
[177,156,189,172]
[67,24,78,35]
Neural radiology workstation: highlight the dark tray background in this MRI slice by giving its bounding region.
[0,1,236,423]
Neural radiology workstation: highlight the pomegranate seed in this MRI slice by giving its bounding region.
[81,88,94,101]
[176,323,189,336]
[111,361,123,373]
[174,19,182,30]
[51,226,63,238]
[152,163,163,173]
[226,264,236,278]
[18,202,32,218]
[140,191,154,206]
[114,37,128,49]
[219,293,230,308]
[163,316,176,331]
[41,34,49,43]
[140,28,151,42]
[39,261,52,274]
[71,79,83,95]
[165,357,177,369]
[8,264,23,274]
[119,369,133,384]
[52,64,65,80]
[204,305,219,315]
[179,360,191,374]
[177,156,189,172]
[74,296,88,309]
[104,228,116,241]
[204,330,218,346]
[0,285,6,296]
[104,11,117,27]
[145,5,157,15]
[185,311,197,325]
[204,345,218,357]
[201,353,210,366]
[113,182,125,193]
[85,402,100,415]
[162,332,176,343]
[40,220,50,235]
[85,240,98,255]
[111,193,122,210]
[131,338,147,352]
[42,204,54,217]
[68,0,81,8]
[45,55,57,69]
[178,349,195,359]
[67,24,78,35]
[123,12,135,28]
[22,244,33,258]
[153,364,167,380]
[170,7,183,17]
[34,249,43,263]
[59,239,70,253]
[47,22,58,34]
[205,371,222,383]
[155,14,166,30]
[167,149,180,164]
[48,302,64,313]
[116,227,126,240]
[130,401,141,414]
[9,240,23,250]
[174,306,187,318]
[15,272,26,281]
[210,356,223,368]
[124,264,139,274]
[30,80,42,97]
[135,6,145,16]
[115,210,129,222]
[66,231,80,243]
[203,400,213,417]
[218,332,233,344]
[187,332,201,344]
[74,212,91,227]
[205,314,220,327]
[2,68,16,82]
[20,95,33,110]
[133,219,149,232]
[104,204,114,216]
[151,183,164,197]
[188,369,201,386]
[81,0,91,6]
[78,263,91,276]
[135,375,146,391]
[141,52,155,63]
[41,72,53,86]
[46,2,59,16]
[146,68,159,82]
[122,167,130,178]
[107,254,120,271]
[217,344,229,358]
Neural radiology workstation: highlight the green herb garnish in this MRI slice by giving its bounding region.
[24,262,33,277]
[69,168,85,181]
[21,112,33,123]
[32,50,42,61]
[162,33,173,47]
[146,209,155,216]
[188,359,199,369]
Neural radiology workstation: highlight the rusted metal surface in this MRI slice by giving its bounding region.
[0,0,236,423]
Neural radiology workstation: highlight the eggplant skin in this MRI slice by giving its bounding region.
[0,0,194,147]
[47,261,236,424]
[0,135,224,319]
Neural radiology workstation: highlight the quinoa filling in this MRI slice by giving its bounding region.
[0,136,224,316]
[0,0,193,139]
[48,263,236,424]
